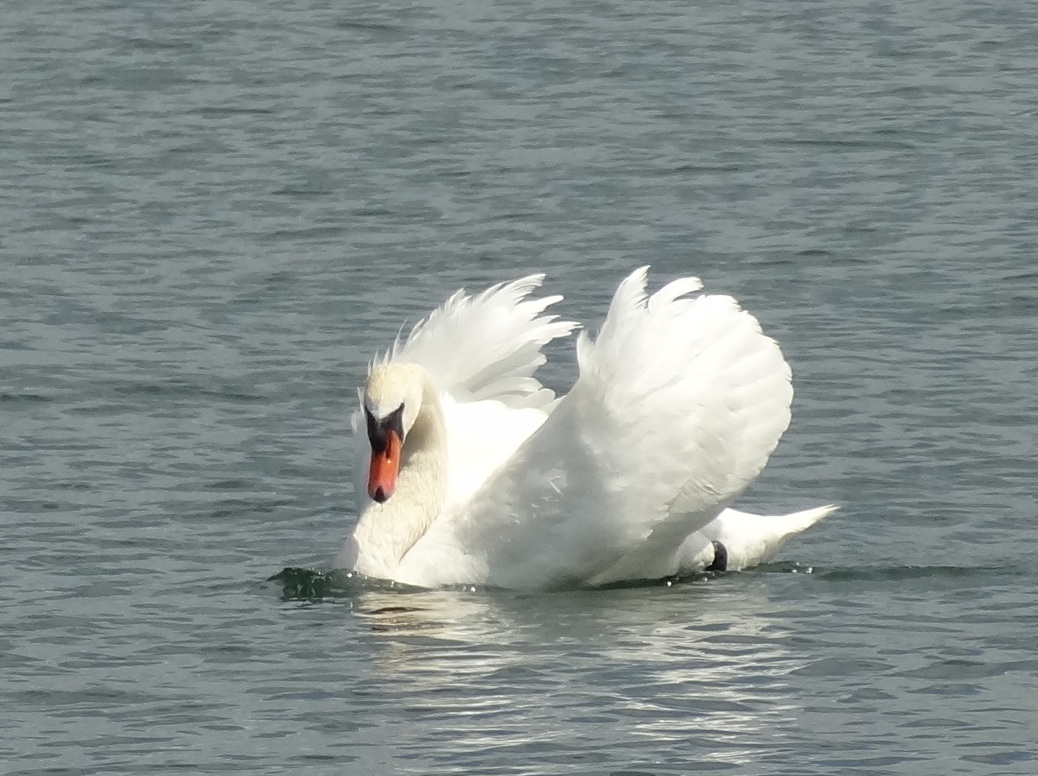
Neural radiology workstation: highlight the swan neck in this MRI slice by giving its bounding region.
[350,369,447,578]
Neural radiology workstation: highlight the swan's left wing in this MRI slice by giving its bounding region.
[432,267,793,589]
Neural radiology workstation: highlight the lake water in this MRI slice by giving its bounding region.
[3,0,1037,773]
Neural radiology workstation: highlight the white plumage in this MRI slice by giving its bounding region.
[336,267,834,589]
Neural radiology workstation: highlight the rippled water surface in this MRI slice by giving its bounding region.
[3,0,1037,773]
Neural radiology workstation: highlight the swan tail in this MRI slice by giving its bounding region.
[702,504,837,570]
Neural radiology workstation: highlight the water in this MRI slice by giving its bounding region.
[2,0,1037,772]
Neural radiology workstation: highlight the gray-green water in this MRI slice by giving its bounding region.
[3,0,1037,773]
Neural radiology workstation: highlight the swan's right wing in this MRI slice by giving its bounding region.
[449,267,793,588]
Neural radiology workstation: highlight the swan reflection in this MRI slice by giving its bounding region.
[344,575,809,769]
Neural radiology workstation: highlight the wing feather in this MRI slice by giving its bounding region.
[384,275,577,409]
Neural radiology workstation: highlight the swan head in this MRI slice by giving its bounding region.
[362,363,426,503]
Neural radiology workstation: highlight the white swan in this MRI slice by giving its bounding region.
[335,267,835,589]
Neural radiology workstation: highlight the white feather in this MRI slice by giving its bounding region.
[387,274,577,408]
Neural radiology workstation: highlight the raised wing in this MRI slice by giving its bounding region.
[384,274,577,410]
[452,267,793,588]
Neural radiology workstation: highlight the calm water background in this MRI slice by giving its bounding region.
[3,0,1037,773]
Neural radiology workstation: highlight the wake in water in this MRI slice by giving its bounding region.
[269,561,817,602]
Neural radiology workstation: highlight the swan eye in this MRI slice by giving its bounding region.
[366,404,405,453]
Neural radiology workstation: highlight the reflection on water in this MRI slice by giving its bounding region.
[277,568,811,769]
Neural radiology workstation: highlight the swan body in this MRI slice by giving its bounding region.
[336,268,835,589]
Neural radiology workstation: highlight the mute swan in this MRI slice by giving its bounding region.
[335,267,834,589]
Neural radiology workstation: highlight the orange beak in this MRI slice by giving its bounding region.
[367,429,402,503]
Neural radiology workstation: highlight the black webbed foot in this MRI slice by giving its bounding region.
[705,540,728,572]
